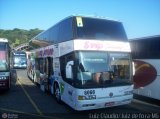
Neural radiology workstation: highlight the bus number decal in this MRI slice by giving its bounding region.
[84,90,95,95]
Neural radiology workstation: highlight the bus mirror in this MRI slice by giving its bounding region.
[66,61,74,79]
[132,62,135,76]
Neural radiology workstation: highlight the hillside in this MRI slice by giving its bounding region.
[0,28,43,48]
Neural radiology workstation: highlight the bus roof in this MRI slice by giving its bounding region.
[0,38,8,42]
[72,15,121,22]
[130,35,160,41]
[30,15,122,42]
[29,15,127,49]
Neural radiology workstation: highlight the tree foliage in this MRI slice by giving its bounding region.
[0,28,43,48]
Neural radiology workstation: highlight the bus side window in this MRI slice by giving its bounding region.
[35,58,39,70]
[48,57,53,77]
[60,56,66,79]
[44,58,49,76]
[39,58,44,74]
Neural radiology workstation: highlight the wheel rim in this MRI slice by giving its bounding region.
[55,86,60,101]
[55,85,61,102]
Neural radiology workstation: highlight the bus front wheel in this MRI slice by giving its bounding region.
[54,84,61,103]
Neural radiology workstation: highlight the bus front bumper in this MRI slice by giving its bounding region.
[74,95,133,111]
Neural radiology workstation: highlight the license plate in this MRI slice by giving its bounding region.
[105,102,115,106]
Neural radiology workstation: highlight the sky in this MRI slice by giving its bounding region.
[0,0,160,39]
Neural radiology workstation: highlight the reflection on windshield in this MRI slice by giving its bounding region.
[79,52,108,73]
[0,60,8,71]
[0,51,9,71]
[14,56,27,64]
[75,51,132,88]
[109,53,130,80]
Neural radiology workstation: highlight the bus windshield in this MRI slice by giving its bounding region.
[74,51,132,88]
[12,52,27,68]
[0,43,9,71]
[14,55,27,64]
[76,17,127,41]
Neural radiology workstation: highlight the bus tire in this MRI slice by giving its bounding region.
[40,81,45,92]
[51,84,54,95]
[54,83,61,103]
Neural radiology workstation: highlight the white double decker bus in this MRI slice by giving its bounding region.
[28,16,134,110]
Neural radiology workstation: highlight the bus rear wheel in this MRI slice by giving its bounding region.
[54,84,61,103]
[40,81,45,92]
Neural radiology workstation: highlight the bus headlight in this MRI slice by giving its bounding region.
[0,76,8,80]
[78,95,96,100]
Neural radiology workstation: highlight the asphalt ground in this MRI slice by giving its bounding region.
[0,69,159,119]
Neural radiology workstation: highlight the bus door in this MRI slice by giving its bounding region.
[45,57,53,90]
[60,53,75,107]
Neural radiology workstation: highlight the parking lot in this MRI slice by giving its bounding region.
[0,69,160,119]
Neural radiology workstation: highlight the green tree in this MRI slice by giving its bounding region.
[0,28,43,48]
